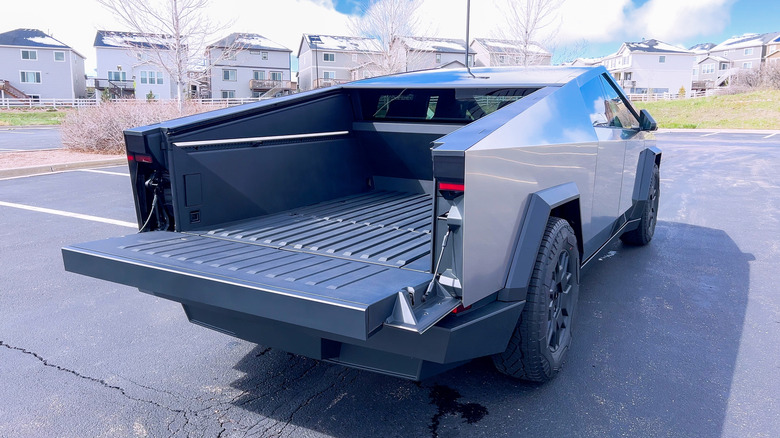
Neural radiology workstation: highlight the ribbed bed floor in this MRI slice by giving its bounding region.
[192,190,433,271]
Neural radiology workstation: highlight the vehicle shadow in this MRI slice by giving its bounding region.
[224,220,753,438]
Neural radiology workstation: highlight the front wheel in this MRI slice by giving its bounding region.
[493,217,580,382]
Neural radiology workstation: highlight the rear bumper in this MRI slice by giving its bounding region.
[181,298,524,380]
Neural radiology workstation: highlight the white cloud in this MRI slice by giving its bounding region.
[629,0,735,42]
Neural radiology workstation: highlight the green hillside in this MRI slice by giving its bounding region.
[636,90,780,129]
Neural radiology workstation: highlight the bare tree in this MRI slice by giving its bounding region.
[97,0,241,111]
[349,0,427,76]
[499,0,563,66]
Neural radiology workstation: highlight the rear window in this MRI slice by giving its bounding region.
[358,88,539,123]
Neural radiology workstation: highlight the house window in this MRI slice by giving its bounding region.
[249,50,260,55]
[251,91,262,98]
[722,50,728,56]
[658,56,666,63]
[20,71,41,83]
[498,55,506,64]
[270,71,282,81]
[436,53,441,64]
[624,72,632,80]
[262,52,268,60]
[352,54,358,62]
[622,56,629,66]
[323,71,335,79]
[702,63,714,74]
[223,69,237,81]
[140,71,163,85]
[221,90,235,98]
[253,70,265,80]
[468,54,474,66]
[742,61,753,69]
[323,53,335,62]
[54,51,65,62]
[692,68,698,76]
[27,94,41,102]
[720,63,728,70]
[108,71,126,81]
[21,50,37,60]
[744,48,753,55]
[225,52,237,61]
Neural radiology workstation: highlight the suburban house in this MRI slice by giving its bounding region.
[767,35,780,64]
[0,28,86,100]
[602,39,695,95]
[568,57,603,67]
[297,34,379,91]
[207,33,292,99]
[709,32,780,71]
[94,30,177,100]
[398,37,473,72]
[470,38,551,67]
[693,55,733,91]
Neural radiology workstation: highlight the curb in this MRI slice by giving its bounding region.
[0,158,127,180]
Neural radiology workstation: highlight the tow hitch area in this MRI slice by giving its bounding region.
[385,281,460,334]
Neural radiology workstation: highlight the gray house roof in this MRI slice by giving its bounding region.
[689,42,716,52]
[301,34,380,52]
[208,33,290,52]
[711,32,780,51]
[473,38,549,55]
[94,30,173,50]
[401,37,472,53]
[622,39,692,54]
[0,28,84,57]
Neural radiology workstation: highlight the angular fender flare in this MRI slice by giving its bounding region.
[625,146,662,224]
[498,182,582,302]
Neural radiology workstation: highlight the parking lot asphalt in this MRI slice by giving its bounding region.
[0,126,62,152]
[0,132,778,437]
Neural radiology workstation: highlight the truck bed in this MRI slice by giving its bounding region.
[62,190,436,341]
[197,190,433,271]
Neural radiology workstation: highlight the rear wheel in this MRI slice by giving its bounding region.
[621,163,660,246]
[493,217,580,382]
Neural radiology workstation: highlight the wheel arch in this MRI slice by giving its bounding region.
[499,182,582,302]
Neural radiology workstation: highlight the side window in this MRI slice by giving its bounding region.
[599,75,639,129]
[580,77,609,126]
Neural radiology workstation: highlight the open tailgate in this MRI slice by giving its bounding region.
[62,231,447,341]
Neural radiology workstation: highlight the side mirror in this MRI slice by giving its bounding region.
[639,109,657,131]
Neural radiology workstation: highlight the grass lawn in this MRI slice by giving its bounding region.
[0,109,68,126]
[635,89,780,129]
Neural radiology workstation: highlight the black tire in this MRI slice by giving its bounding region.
[621,164,660,245]
[493,217,580,382]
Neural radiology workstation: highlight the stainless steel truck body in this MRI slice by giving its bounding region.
[62,66,661,381]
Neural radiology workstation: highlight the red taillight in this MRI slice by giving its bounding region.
[452,304,471,314]
[439,182,464,192]
[134,154,153,163]
[127,154,134,161]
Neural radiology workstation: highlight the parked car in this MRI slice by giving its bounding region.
[63,66,660,382]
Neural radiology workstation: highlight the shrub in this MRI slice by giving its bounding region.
[61,101,221,154]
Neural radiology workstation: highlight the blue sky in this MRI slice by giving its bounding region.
[332,0,780,60]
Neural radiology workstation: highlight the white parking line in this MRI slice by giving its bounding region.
[0,201,137,228]
[0,148,24,152]
[78,169,129,176]
[764,133,778,139]
[700,132,719,137]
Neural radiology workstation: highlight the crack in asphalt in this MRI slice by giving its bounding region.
[0,339,189,436]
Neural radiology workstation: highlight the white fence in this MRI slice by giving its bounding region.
[0,96,278,109]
